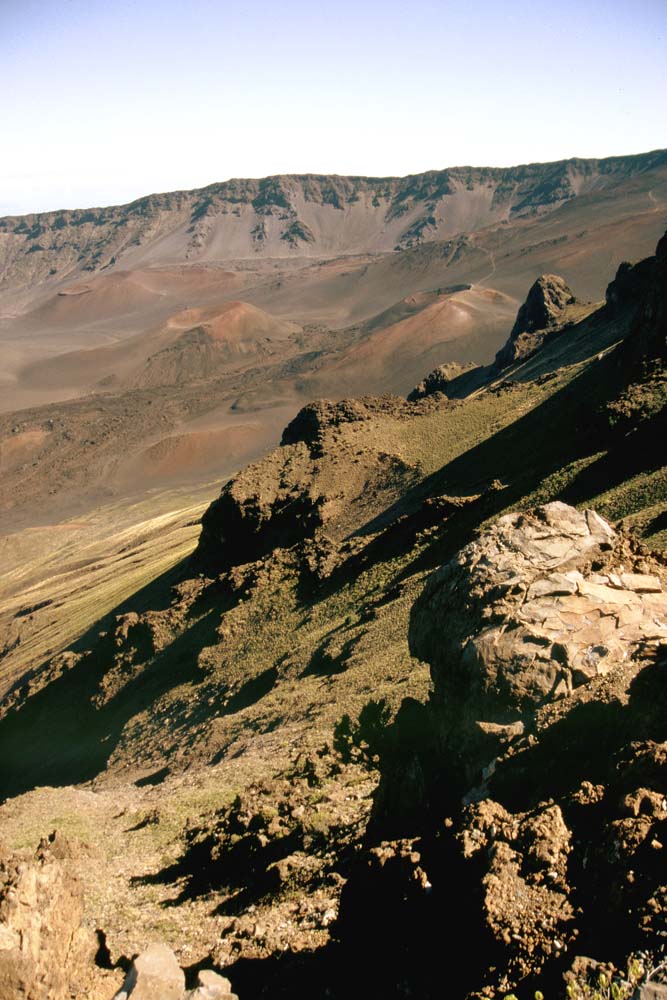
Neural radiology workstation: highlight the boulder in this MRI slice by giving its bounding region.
[410,502,667,720]
[187,968,238,999]
[115,942,185,1000]
[495,274,576,368]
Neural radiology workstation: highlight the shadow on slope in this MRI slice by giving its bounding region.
[212,947,339,1000]
[305,342,656,612]
[0,566,240,799]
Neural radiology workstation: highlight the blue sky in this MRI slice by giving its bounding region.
[1,0,665,214]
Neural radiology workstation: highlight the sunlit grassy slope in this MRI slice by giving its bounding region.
[0,482,219,698]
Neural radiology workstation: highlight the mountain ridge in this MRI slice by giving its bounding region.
[2,149,665,309]
[4,149,666,220]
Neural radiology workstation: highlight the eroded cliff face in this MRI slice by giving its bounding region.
[1,151,664,302]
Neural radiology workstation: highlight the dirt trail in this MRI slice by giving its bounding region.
[477,247,497,284]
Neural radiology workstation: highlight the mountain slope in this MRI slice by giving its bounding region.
[0,232,665,999]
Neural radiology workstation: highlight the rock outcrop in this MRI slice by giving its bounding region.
[196,441,324,568]
[410,502,667,720]
[0,838,96,1000]
[407,362,475,401]
[629,229,667,362]
[280,395,411,448]
[0,840,239,1000]
[459,799,575,982]
[495,274,576,369]
[605,229,666,353]
[339,501,667,997]
[196,394,422,570]
[604,229,667,439]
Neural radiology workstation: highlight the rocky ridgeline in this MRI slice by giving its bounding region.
[196,393,431,570]
[407,361,476,400]
[607,229,667,345]
[604,230,667,341]
[493,226,667,379]
[3,152,663,293]
[603,230,667,434]
[280,395,412,448]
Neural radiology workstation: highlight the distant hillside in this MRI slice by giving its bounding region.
[1,150,665,305]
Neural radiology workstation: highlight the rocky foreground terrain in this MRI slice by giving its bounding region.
[0,222,666,997]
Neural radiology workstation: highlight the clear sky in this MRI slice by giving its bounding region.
[2,0,666,215]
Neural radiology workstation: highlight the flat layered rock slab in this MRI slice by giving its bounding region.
[410,502,667,717]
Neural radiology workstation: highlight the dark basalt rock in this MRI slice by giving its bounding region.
[407,362,475,401]
[495,274,576,369]
[280,395,409,448]
[613,229,667,362]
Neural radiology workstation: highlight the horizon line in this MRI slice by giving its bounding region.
[3,147,666,221]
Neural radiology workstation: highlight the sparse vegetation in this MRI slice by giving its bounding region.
[0,161,666,1000]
